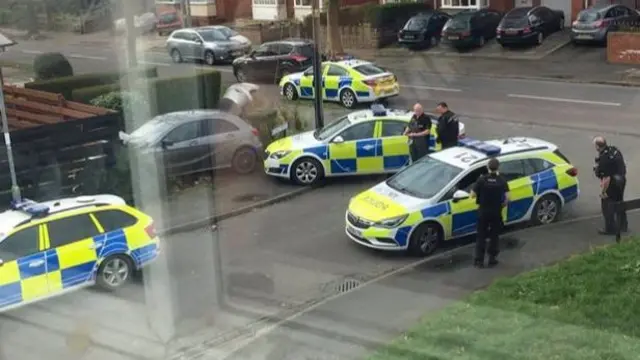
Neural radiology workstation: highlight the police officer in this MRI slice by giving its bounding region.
[593,136,628,235]
[470,158,509,268]
[403,103,431,162]
[435,102,459,150]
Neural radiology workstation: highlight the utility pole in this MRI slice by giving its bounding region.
[182,0,193,27]
[123,0,137,67]
[311,0,324,129]
[0,43,21,203]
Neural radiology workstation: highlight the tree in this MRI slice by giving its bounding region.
[326,0,344,57]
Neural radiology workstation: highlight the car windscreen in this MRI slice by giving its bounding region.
[199,29,227,41]
[218,26,238,38]
[446,14,473,30]
[404,16,430,30]
[353,64,386,76]
[386,156,462,199]
[314,116,351,141]
[159,13,178,24]
[128,119,172,146]
[502,13,530,27]
[577,9,601,22]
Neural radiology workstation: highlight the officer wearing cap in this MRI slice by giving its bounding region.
[403,103,431,162]
[470,158,509,268]
[593,136,627,235]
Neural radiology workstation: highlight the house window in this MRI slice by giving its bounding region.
[441,0,485,8]
[190,0,215,3]
[253,0,277,4]
[295,0,312,6]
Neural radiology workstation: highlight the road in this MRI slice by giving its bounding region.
[2,42,640,359]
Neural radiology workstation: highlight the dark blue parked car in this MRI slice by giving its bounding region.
[397,11,451,49]
[441,9,503,49]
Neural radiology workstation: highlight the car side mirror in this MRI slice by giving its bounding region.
[194,38,202,44]
[161,139,174,148]
[452,189,470,202]
[332,136,345,144]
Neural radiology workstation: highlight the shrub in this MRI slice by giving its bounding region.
[90,91,148,114]
[25,66,158,100]
[144,69,221,116]
[72,84,121,104]
[32,52,74,81]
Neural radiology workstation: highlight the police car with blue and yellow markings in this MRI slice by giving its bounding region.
[0,195,159,312]
[264,105,466,185]
[345,137,580,256]
[279,58,400,108]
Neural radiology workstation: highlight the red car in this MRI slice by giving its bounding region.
[157,11,183,36]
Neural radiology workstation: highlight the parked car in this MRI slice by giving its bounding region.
[571,4,639,44]
[166,26,252,65]
[496,6,565,47]
[157,10,183,36]
[398,11,451,48]
[118,110,263,177]
[232,39,316,83]
[441,9,503,49]
[114,12,157,34]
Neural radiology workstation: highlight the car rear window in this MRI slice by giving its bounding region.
[296,44,315,58]
[446,14,472,30]
[159,13,178,23]
[553,149,571,163]
[502,15,530,27]
[577,10,601,22]
[404,16,430,30]
[353,64,386,76]
[93,210,138,232]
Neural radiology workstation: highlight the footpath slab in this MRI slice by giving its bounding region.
[226,211,640,359]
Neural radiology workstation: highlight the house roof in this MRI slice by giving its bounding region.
[2,85,115,131]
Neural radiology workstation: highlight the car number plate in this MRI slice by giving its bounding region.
[405,35,415,39]
[448,36,458,40]
[575,34,593,39]
[347,226,363,238]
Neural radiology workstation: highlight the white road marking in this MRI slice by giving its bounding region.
[403,85,462,92]
[507,94,621,107]
[139,61,170,67]
[21,49,43,54]
[68,53,107,61]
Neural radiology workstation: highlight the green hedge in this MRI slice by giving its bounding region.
[145,69,222,116]
[33,52,74,81]
[71,83,121,104]
[24,66,158,100]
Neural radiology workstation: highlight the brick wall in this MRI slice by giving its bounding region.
[607,32,640,65]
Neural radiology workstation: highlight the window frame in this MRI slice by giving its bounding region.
[46,214,102,249]
[92,209,139,233]
[334,121,376,142]
[0,225,41,261]
[380,120,408,137]
[210,119,240,135]
[163,120,204,144]
[326,64,349,77]
[441,165,488,201]
[441,0,486,9]
[498,159,528,182]
[253,0,277,5]
[294,0,312,7]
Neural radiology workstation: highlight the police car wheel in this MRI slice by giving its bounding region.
[232,147,258,174]
[284,83,298,100]
[408,222,442,256]
[531,194,561,225]
[96,255,133,291]
[291,157,323,185]
[340,89,357,108]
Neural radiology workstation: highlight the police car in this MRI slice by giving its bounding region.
[0,195,159,312]
[279,58,400,108]
[345,137,580,256]
[264,105,466,185]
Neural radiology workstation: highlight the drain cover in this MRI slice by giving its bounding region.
[335,279,361,293]
[233,193,269,202]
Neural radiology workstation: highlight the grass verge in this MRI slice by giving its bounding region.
[0,59,33,71]
[368,237,640,360]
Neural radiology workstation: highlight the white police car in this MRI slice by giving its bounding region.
[346,137,580,255]
[263,105,466,185]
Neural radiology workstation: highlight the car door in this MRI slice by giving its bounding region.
[299,64,326,99]
[204,117,242,169]
[189,32,205,60]
[159,119,207,177]
[445,166,488,238]
[324,64,349,100]
[497,159,534,224]
[176,31,197,59]
[0,225,48,309]
[43,214,103,292]
[256,43,280,80]
[328,121,377,175]
[379,119,410,171]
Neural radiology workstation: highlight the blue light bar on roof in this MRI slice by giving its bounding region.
[10,199,50,217]
[370,104,387,116]
[458,138,501,156]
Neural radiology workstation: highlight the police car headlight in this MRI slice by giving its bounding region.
[271,150,291,159]
[375,215,408,228]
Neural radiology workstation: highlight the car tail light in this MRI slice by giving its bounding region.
[593,19,609,28]
[290,54,308,62]
[363,79,377,87]
[145,223,157,238]
[496,27,503,33]
[566,167,578,177]
[572,20,578,27]
[251,127,260,137]
[523,27,532,33]
[461,31,471,37]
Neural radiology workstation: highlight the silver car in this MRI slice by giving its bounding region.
[571,4,639,44]
[166,26,252,65]
[119,110,263,177]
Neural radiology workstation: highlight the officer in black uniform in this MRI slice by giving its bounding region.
[593,136,628,235]
[435,102,459,150]
[403,103,431,162]
[470,158,509,268]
